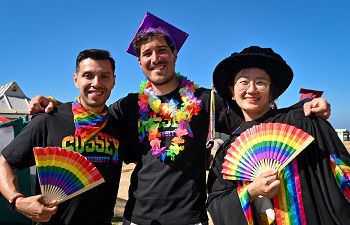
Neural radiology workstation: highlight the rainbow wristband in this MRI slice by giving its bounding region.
[8,192,25,211]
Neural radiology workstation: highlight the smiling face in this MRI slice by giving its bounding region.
[231,68,272,121]
[74,58,115,113]
[138,37,178,94]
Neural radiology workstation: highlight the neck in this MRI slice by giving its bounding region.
[79,98,105,114]
[242,107,270,122]
[151,75,180,96]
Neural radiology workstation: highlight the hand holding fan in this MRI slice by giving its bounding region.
[33,147,105,203]
[222,123,314,181]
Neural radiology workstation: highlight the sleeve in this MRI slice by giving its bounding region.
[237,181,254,225]
[329,154,350,202]
[109,95,140,163]
[207,141,253,225]
[1,114,49,170]
[214,93,243,134]
[207,181,253,225]
[292,111,350,223]
[309,118,350,202]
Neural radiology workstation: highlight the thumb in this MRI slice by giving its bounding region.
[44,204,58,213]
[37,195,58,206]
[45,101,55,113]
[303,102,312,116]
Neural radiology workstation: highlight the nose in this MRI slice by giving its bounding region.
[151,51,161,64]
[91,75,102,87]
[246,81,258,93]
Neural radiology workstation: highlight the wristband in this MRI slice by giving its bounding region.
[8,192,25,211]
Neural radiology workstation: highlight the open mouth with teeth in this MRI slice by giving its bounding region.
[150,62,166,71]
[87,90,104,97]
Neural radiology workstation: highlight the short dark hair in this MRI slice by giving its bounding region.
[133,28,176,57]
[76,49,115,73]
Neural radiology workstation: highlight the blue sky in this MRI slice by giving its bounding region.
[1,1,349,129]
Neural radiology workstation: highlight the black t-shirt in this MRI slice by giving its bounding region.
[2,102,124,225]
[111,87,242,225]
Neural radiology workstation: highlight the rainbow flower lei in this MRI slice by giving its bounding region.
[138,73,202,161]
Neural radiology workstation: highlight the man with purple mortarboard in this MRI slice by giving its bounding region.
[28,12,332,225]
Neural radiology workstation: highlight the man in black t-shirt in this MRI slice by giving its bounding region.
[0,49,123,225]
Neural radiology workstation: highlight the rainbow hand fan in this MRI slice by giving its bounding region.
[33,147,105,203]
[222,123,314,181]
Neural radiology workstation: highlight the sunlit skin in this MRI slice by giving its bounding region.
[231,68,272,122]
[74,58,115,113]
[138,37,179,95]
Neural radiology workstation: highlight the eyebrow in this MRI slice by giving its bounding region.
[237,75,270,80]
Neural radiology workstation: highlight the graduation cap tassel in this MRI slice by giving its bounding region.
[206,84,223,170]
[209,83,216,141]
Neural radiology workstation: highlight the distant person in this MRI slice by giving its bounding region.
[28,13,331,225]
[0,49,124,225]
[207,46,350,225]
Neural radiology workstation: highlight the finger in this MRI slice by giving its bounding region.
[303,102,312,116]
[34,194,46,201]
[42,198,58,207]
[311,108,330,120]
[270,179,281,188]
[44,205,58,213]
[265,174,279,185]
[310,102,330,113]
[260,169,277,178]
[45,101,55,113]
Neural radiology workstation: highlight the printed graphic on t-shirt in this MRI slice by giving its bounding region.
[139,114,179,141]
[62,132,119,164]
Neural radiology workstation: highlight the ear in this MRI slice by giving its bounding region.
[230,86,235,100]
[73,73,79,88]
[138,57,142,68]
[173,49,178,63]
[112,75,116,88]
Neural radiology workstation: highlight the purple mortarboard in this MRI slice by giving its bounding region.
[126,12,189,56]
[299,88,323,101]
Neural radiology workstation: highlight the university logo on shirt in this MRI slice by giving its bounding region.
[61,132,119,164]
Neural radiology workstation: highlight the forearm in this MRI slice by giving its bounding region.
[0,155,19,199]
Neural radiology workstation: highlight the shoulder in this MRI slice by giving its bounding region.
[109,93,139,119]
[32,102,72,121]
[111,93,138,108]
[271,107,327,133]
[194,87,212,107]
[196,87,210,97]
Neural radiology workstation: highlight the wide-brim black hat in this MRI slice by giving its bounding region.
[213,46,294,101]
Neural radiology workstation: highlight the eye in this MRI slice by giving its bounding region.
[82,72,93,79]
[238,80,249,85]
[101,73,113,79]
[140,50,151,57]
[256,80,269,86]
[158,48,168,54]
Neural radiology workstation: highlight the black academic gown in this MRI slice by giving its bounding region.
[207,107,350,225]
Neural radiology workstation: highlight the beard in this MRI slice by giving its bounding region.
[147,72,176,86]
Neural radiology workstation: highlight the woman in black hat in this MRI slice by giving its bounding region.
[207,46,350,225]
